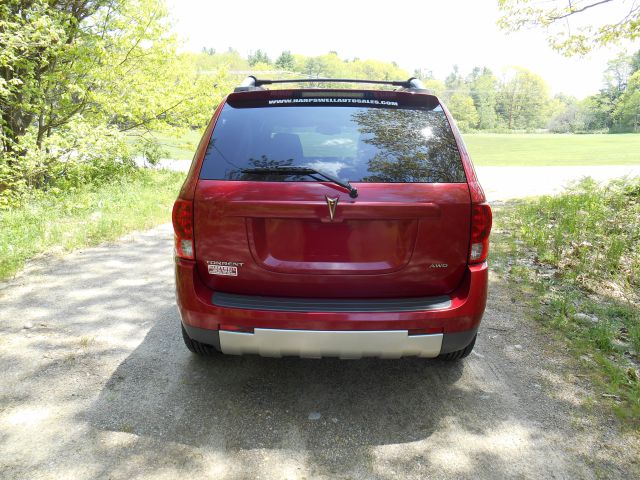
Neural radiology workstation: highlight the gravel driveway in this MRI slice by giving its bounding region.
[1,223,638,479]
[476,165,640,201]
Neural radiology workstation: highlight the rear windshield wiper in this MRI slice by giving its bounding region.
[240,166,358,198]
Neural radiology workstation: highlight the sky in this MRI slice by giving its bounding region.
[165,0,635,98]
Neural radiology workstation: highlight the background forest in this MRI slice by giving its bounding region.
[2,1,640,209]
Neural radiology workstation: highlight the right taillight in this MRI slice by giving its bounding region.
[469,203,492,264]
[172,199,194,260]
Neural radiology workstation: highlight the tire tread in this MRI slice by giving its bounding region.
[181,325,219,356]
[437,334,476,361]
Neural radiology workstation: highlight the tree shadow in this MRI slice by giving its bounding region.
[85,309,467,452]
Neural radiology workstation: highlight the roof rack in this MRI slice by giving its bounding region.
[234,76,429,93]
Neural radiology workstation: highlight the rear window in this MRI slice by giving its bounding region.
[200,96,466,183]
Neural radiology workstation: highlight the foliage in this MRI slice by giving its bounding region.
[185,47,639,135]
[546,95,582,133]
[275,50,295,71]
[0,0,228,205]
[495,2,640,130]
[248,49,271,66]
[496,67,550,130]
[468,67,499,129]
[410,52,640,134]
[126,128,202,161]
[421,78,446,97]
[613,71,640,131]
[0,120,136,208]
[0,0,100,153]
[496,179,640,421]
[497,0,640,56]
[444,64,466,93]
[447,93,479,131]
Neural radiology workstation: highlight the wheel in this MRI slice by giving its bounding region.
[181,324,220,356]
[437,334,476,360]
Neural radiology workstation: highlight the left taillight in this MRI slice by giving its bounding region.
[172,199,194,259]
[469,203,492,264]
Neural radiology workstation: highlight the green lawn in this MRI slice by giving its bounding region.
[0,170,184,280]
[134,130,640,167]
[465,133,640,166]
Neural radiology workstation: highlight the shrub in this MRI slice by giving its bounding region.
[0,121,136,209]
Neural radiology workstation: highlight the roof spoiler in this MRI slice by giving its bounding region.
[234,76,431,93]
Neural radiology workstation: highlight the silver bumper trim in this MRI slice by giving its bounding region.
[219,329,443,359]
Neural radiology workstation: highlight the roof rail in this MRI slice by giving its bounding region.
[234,76,430,93]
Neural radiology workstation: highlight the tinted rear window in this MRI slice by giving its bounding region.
[200,97,466,183]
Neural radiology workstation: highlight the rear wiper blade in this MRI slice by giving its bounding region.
[240,166,358,198]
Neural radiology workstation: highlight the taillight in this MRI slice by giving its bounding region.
[469,203,492,264]
[172,199,194,259]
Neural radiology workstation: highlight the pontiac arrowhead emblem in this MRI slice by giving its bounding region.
[325,195,338,221]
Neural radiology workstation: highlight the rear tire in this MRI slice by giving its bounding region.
[437,334,476,360]
[181,324,220,356]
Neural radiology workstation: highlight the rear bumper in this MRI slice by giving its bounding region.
[176,259,488,357]
[183,323,477,359]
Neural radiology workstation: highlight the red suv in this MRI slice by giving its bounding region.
[173,77,491,360]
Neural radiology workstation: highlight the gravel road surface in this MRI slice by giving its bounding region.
[1,223,638,479]
[476,165,640,202]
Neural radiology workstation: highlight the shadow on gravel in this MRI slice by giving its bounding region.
[83,306,538,478]
[87,309,465,447]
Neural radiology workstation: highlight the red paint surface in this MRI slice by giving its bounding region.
[193,181,471,297]
[174,87,491,336]
[176,258,487,334]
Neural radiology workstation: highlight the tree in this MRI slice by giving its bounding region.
[0,0,111,154]
[447,93,479,131]
[248,49,271,66]
[603,52,634,95]
[498,0,640,55]
[421,79,446,97]
[195,47,247,71]
[613,71,640,131]
[275,51,295,71]
[413,68,434,80]
[496,67,550,130]
[579,52,636,131]
[547,95,581,133]
[444,65,466,97]
[468,67,498,129]
[0,0,226,195]
[632,50,640,74]
[304,57,326,78]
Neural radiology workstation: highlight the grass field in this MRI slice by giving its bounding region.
[133,130,640,167]
[0,170,184,280]
[465,133,640,166]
